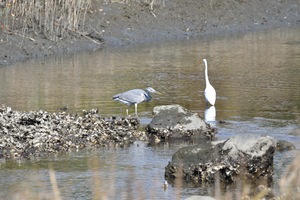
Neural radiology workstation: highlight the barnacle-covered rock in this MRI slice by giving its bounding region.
[146,105,217,141]
[165,135,277,186]
[0,106,146,160]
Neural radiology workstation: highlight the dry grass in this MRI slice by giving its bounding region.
[0,0,166,41]
[1,0,91,41]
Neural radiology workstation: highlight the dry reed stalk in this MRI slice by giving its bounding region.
[89,156,108,200]
[88,154,120,200]
[2,0,91,41]
[1,1,14,30]
[174,166,183,200]
[280,154,300,199]
[49,167,62,200]
[90,157,106,200]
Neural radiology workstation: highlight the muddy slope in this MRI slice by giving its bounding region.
[0,0,299,66]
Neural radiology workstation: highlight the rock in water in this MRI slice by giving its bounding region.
[165,135,277,186]
[145,105,216,141]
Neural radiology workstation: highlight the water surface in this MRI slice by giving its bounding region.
[0,27,299,199]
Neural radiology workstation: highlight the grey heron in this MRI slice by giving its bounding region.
[113,87,160,116]
[203,59,216,106]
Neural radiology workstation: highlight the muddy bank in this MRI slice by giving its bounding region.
[0,0,299,66]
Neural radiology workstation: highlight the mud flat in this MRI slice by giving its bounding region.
[0,0,299,66]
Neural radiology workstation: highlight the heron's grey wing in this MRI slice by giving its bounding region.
[112,93,129,105]
[118,89,147,104]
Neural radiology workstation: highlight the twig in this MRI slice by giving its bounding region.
[67,27,102,45]
[150,10,157,18]
[4,29,37,42]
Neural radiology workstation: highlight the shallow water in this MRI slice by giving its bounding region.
[0,27,299,199]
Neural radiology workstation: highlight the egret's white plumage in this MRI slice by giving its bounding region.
[203,59,216,106]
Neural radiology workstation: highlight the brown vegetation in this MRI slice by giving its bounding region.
[0,0,299,65]
[1,0,91,41]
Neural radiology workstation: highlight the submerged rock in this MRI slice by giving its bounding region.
[165,135,277,186]
[276,139,296,151]
[145,105,217,141]
[0,106,146,160]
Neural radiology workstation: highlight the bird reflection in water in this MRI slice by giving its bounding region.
[205,106,216,122]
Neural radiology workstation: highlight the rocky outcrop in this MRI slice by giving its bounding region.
[165,135,277,186]
[0,106,146,160]
[146,105,217,141]
[0,104,217,160]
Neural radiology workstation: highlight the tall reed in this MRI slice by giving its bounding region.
[1,0,165,41]
[2,0,91,41]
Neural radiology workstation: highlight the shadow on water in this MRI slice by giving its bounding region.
[0,27,299,199]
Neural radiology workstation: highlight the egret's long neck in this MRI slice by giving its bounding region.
[204,60,210,86]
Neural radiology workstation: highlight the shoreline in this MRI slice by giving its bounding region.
[0,0,299,66]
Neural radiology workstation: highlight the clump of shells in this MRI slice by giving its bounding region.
[0,106,146,160]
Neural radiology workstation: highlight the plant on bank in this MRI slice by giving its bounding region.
[2,0,91,41]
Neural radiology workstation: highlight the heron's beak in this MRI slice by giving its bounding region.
[155,91,162,95]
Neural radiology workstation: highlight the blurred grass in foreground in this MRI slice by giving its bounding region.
[8,153,300,200]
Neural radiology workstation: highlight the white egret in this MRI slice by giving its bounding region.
[203,59,216,106]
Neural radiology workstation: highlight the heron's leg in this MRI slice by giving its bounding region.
[126,108,129,116]
[134,103,139,118]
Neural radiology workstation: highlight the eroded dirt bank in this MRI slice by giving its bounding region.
[0,0,299,66]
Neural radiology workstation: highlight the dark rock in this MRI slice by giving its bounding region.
[276,140,296,151]
[145,105,217,141]
[165,135,277,186]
